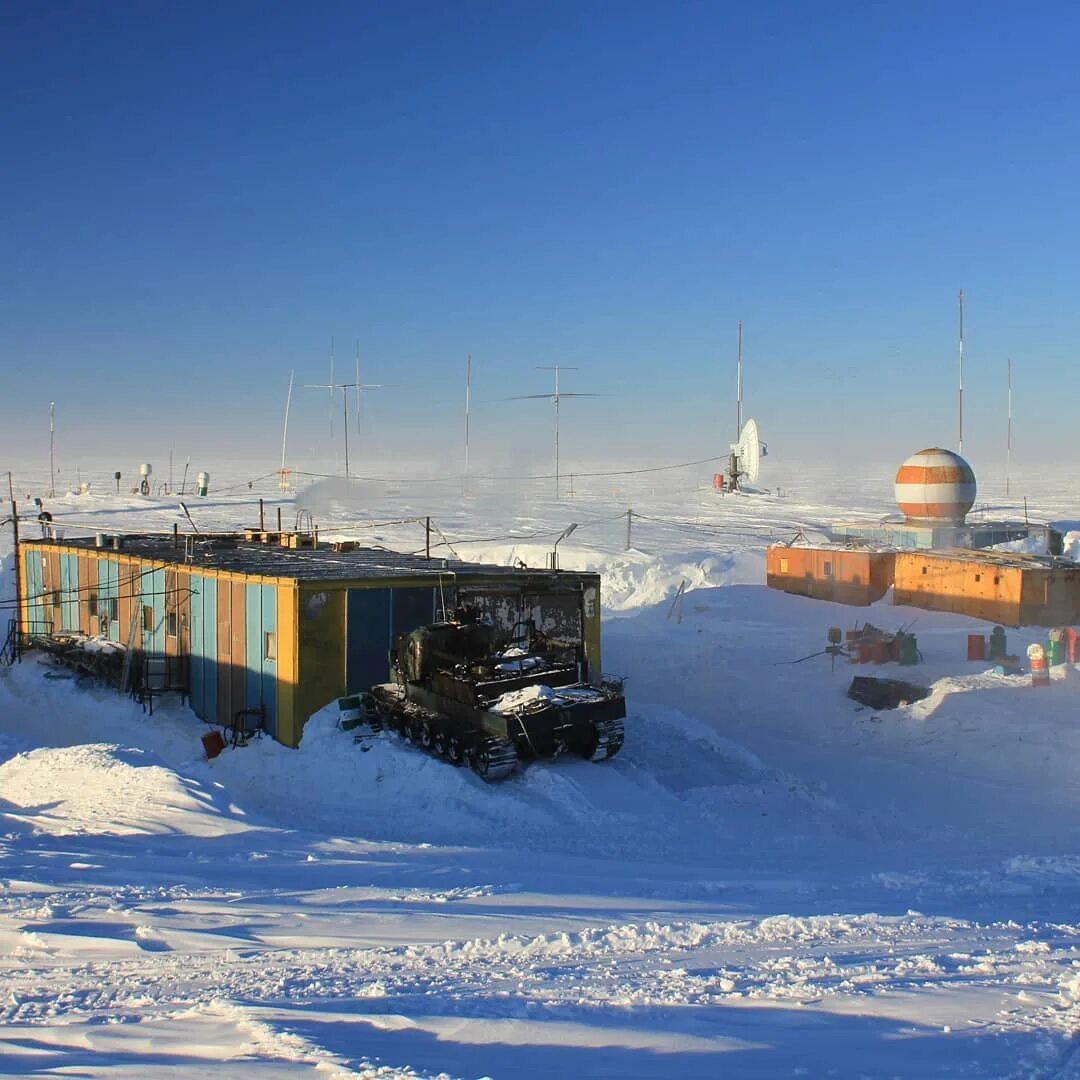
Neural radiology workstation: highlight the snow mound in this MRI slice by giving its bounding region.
[0,742,257,838]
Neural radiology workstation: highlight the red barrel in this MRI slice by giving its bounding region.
[967,634,986,661]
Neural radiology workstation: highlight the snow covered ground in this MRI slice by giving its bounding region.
[3,461,1080,1077]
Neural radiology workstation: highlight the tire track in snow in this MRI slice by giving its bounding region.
[5,912,1079,1042]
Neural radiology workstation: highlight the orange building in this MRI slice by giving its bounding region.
[767,543,1080,627]
[766,546,895,606]
[892,549,1080,627]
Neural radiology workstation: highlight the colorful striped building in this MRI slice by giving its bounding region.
[18,533,604,747]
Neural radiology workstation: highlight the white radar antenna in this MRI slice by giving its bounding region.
[729,418,764,490]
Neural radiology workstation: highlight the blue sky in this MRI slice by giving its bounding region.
[2,1,1079,480]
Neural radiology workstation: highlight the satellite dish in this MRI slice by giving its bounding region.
[729,418,763,487]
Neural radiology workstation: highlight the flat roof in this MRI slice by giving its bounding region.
[899,547,1079,570]
[24,533,597,584]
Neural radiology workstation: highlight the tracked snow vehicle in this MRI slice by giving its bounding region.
[370,611,625,781]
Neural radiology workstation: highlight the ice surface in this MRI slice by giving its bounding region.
[2,464,1079,1077]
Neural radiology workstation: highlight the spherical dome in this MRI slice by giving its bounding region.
[894,448,976,523]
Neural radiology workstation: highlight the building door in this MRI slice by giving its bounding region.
[345,588,391,693]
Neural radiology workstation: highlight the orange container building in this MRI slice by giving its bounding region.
[766,546,895,606]
[892,549,1080,627]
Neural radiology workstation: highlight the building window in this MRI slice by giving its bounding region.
[143,605,154,632]
[99,614,110,636]
[166,611,178,638]
[264,631,276,661]
[994,576,1000,585]
[108,598,119,620]
[88,592,98,617]
[922,566,928,576]
[779,558,789,573]
[974,573,981,583]
[823,561,833,578]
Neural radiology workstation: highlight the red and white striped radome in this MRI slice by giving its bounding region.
[894,448,976,523]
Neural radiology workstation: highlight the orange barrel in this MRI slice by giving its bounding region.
[1028,643,1049,687]
[967,634,986,661]
[1066,627,1079,664]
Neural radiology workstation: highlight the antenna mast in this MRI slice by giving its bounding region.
[554,365,561,498]
[1006,357,1012,497]
[355,343,367,437]
[303,359,388,479]
[504,366,600,500]
[329,337,335,438]
[736,320,743,438]
[464,353,472,495]
[48,401,56,497]
[958,289,964,455]
[280,369,293,475]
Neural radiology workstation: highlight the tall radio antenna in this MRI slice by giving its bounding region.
[355,342,363,436]
[48,401,56,497]
[279,370,294,490]
[958,288,965,455]
[328,337,335,438]
[1006,357,1013,497]
[464,353,472,495]
[304,348,389,477]
[736,320,743,438]
[504,365,601,499]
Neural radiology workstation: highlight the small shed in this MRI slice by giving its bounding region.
[19,533,605,747]
[766,545,895,606]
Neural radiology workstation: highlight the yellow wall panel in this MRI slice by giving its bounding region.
[296,584,345,744]
[276,581,299,747]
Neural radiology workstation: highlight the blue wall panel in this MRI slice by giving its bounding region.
[190,574,205,717]
[26,552,46,633]
[391,587,436,640]
[261,584,277,737]
[189,574,217,722]
[141,567,166,655]
[345,588,391,693]
[344,587,435,693]
[97,559,119,641]
[60,555,79,632]
[245,582,262,716]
